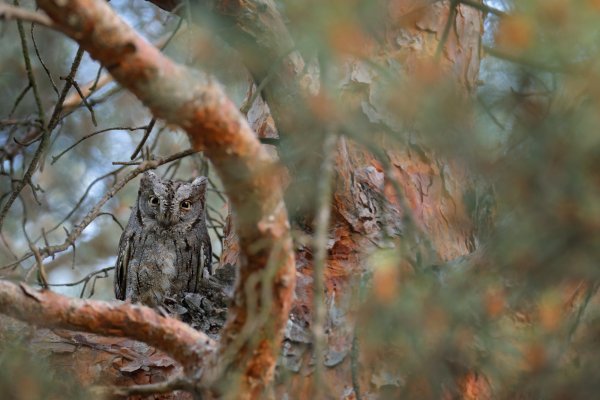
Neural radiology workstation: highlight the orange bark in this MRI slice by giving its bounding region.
[0,281,214,372]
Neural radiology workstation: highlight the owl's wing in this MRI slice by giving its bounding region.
[114,232,132,300]
[203,237,213,276]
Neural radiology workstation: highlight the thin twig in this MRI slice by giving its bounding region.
[567,282,600,343]
[58,27,182,117]
[435,0,459,61]
[207,241,283,386]
[311,132,338,397]
[97,212,125,231]
[85,267,111,298]
[8,84,31,117]
[130,118,156,160]
[1,150,196,269]
[12,131,41,147]
[36,167,125,240]
[0,231,19,261]
[14,0,45,123]
[0,3,54,28]
[31,22,59,96]
[47,266,114,288]
[483,45,567,73]
[0,119,37,128]
[351,331,362,400]
[0,47,85,232]
[29,242,48,288]
[112,160,143,166]
[62,75,97,125]
[52,126,147,164]
[459,0,506,17]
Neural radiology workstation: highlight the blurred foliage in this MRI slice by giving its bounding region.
[353,0,600,398]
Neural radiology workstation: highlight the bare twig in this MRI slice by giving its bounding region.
[459,0,506,17]
[62,75,97,125]
[130,118,156,160]
[483,45,568,73]
[435,0,459,60]
[8,84,31,117]
[112,160,142,166]
[13,0,45,123]
[0,3,54,28]
[311,132,337,397]
[0,47,85,232]
[59,27,183,116]
[0,231,19,262]
[29,242,48,288]
[61,73,114,114]
[31,22,60,96]
[96,212,125,231]
[36,167,125,239]
[47,266,114,298]
[52,126,148,164]
[351,332,362,400]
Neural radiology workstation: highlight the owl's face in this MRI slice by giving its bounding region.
[137,171,207,231]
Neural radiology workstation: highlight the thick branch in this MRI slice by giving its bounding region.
[34,0,295,397]
[147,0,325,219]
[148,0,306,135]
[0,280,215,372]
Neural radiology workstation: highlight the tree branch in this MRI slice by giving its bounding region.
[148,0,305,128]
[0,280,215,372]
[147,0,327,219]
[30,0,296,397]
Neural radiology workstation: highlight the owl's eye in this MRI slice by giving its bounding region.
[149,196,159,206]
[180,200,192,210]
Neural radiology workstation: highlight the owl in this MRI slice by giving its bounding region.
[114,171,212,307]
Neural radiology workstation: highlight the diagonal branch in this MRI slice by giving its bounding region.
[26,0,296,397]
[147,0,306,133]
[147,0,327,219]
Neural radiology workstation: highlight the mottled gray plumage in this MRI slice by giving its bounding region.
[114,171,212,307]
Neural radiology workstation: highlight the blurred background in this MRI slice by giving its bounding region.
[1,0,600,398]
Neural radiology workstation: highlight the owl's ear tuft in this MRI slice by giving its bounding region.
[141,171,160,188]
[191,176,208,197]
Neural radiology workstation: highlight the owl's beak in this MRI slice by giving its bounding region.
[157,212,176,227]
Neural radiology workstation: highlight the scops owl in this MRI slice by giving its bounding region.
[114,171,212,307]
